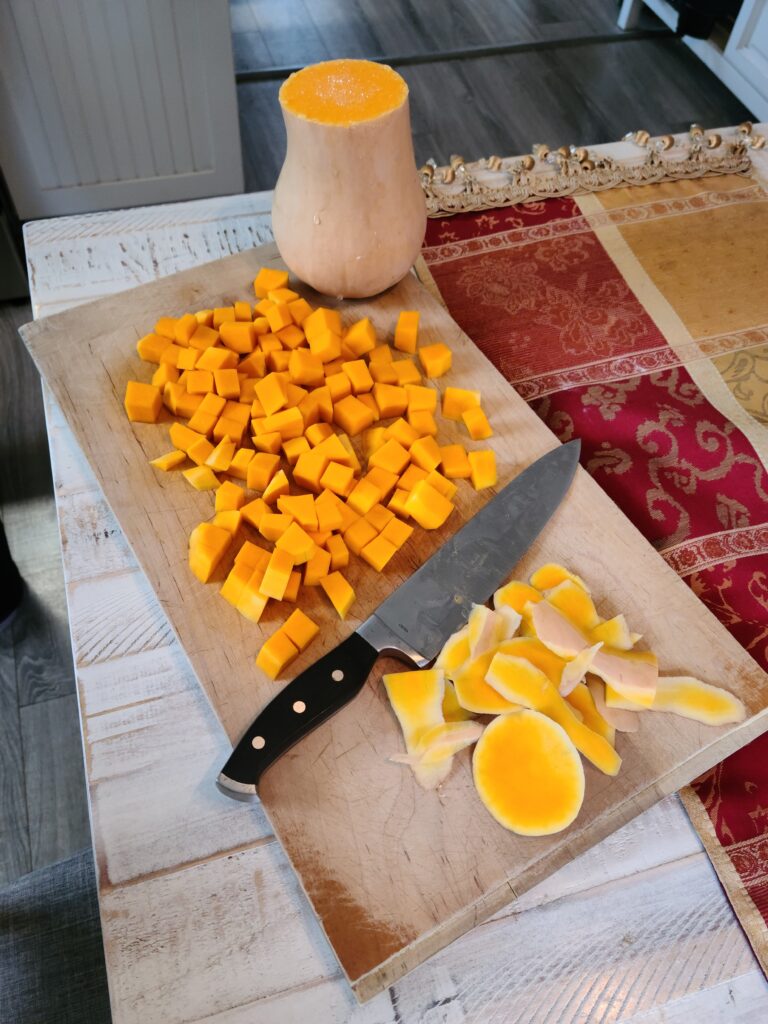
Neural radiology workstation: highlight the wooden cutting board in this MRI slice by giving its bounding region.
[20,242,768,1002]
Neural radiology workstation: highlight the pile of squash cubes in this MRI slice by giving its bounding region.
[124,267,497,680]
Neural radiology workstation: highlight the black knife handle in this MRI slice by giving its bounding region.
[217,632,379,796]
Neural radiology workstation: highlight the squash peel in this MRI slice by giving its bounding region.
[382,668,452,789]
[606,675,745,726]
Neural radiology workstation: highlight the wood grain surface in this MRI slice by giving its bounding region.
[19,240,768,1002]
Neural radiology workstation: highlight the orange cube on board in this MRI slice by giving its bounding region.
[253,267,289,299]
[418,341,452,378]
[277,494,318,530]
[468,449,497,490]
[259,513,294,543]
[426,469,458,500]
[213,307,236,328]
[372,383,408,419]
[333,395,375,436]
[439,444,472,479]
[247,452,281,492]
[275,522,316,564]
[391,358,421,386]
[175,313,198,345]
[219,321,255,354]
[188,324,220,351]
[187,437,214,466]
[320,572,355,620]
[361,535,397,573]
[309,328,342,364]
[234,301,253,322]
[182,466,219,491]
[282,609,319,652]
[240,498,268,530]
[462,405,494,440]
[442,386,481,420]
[344,317,376,356]
[124,381,162,423]
[150,449,186,472]
[303,546,331,586]
[369,438,410,476]
[326,533,349,571]
[394,311,419,354]
[304,307,342,341]
[409,435,442,472]
[137,332,172,363]
[216,480,246,513]
[404,480,454,530]
[256,629,298,680]
[260,548,295,600]
[344,517,378,556]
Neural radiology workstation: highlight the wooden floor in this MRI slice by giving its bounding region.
[0,1,755,886]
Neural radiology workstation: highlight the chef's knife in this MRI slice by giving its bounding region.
[218,439,580,797]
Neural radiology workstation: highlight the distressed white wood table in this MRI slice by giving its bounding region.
[24,134,768,1023]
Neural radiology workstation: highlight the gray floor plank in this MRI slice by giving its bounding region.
[237,36,753,192]
[0,628,31,885]
[20,694,90,871]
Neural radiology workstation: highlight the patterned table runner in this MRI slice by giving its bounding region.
[419,173,768,972]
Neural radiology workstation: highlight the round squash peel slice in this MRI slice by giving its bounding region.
[473,710,585,836]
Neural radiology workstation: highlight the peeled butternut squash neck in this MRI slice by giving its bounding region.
[279,59,408,126]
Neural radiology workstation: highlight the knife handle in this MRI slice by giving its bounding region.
[218,632,379,796]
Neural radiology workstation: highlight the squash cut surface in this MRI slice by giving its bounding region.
[473,711,585,836]
[279,59,408,126]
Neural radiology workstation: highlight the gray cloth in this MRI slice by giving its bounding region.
[0,850,111,1024]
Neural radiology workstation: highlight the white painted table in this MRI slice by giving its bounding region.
[24,157,768,1022]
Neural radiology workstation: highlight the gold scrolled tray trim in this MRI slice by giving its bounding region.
[421,123,765,217]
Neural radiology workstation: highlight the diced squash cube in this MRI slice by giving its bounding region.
[254,267,289,298]
[233,301,252,322]
[292,448,328,493]
[388,488,411,517]
[276,324,305,351]
[304,307,342,341]
[235,541,271,571]
[362,427,387,458]
[239,350,267,377]
[358,392,379,421]
[261,406,304,440]
[187,437,215,466]
[277,494,318,531]
[288,297,313,324]
[275,521,316,564]
[196,347,237,372]
[220,561,253,608]
[236,571,270,623]
[320,460,355,496]
[239,379,259,404]
[440,444,472,479]
[188,522,231,583]
[155,316,177,340]
[442,386,480,420]
[380,516,414,548]
[405,384,437,414]
[398,463,428,490]
[195,309,214,327]
[150,449,186,472]
[336,433,361,473]
[418,341,452,378]
[364,503,395,532]
[241,497,269,529]
[369,361,398,385]
[256,629,298,680]
[262,468,290,505]
[462,405,493,440]
[304,422,334,446]
[384,418,419,449]
[258,333,282,354]
[342,359,374,394]
[408,409,438,437]
[216,480,246,512]
[223,448,252,480]
[246,452,281,492]
[268,287,299,304]
[213,307,236,328]
[369,343,393,364]
[289,349,324,387]
[363,466,399,502]
[265,303,293,333]
[369,438,410,475]
[344,317,376,356]
[468,450,497,490]
[206,437,236,472]
[218,321,255,354]
[284,383,309,408]
[124,381,162,423]
[253,432,282,454]
[315,490,344,532]
[372,383,408,419]
[259,513,294,543]
[320,572,355,619]
[394,311,419,353]
[212,415,246,445]
[280,569,300,602]
[282,609,319,651]
[409,435,442,472]
[188,392,227,434]
[307,529,332,547]
[404,480,454,529]
[326,533,349,570]
[426,469,458,500]
[174,313,197,345]
[152,363,180,388]
[212,510,241,534]
[309,328,342,364]
[169,422,206,452]
[137,332,172,363]
[344,517,378,555]
[391,358,421,386]
[334,395,375,436]
[313,433,355,467]
[189,324,220,351]
[212,368,240,399]
[260,548,295,600]
[325,371,352,403]
[304,546,331,586]
[347,478,381,516]
[254,298,274,317]
[175,349,199,372]
[282,436,311,465]
[361,535,397,572]
[183,466,219,490]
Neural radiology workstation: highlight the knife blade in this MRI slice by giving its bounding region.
[218,439,580,797]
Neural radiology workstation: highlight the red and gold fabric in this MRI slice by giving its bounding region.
[420,171,768,971]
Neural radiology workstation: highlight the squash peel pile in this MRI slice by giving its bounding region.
[383,561,746,836]
[124,268,499,679]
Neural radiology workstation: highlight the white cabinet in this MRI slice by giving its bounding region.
[619,0,768,120]
[0,0,244,218]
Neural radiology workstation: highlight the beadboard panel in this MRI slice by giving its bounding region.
[0,0,243,217]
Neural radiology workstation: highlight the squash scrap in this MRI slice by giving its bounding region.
[546,580,600,632]
[435,625,471,680]
[391,721,483,765]
[586,677,639,734]
[467,604,507,657]
[559,642,603,696]
[383,668,451,789]
[486,653,621,776]
[453,647,520,716]
[591,614,641,651]
[473,711,585,835]
[605,675,745,726]
[565,683,615,746]
[442,680,473,722]
[529,563,589,592]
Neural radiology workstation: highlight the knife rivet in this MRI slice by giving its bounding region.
[251,736,265,750]
[292,700,306,713]
[331,670,344,682]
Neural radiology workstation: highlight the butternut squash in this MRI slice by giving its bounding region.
[272,60,426,298]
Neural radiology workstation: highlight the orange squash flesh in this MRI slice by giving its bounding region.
[279,59,408,126]
[473,711,585,836]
